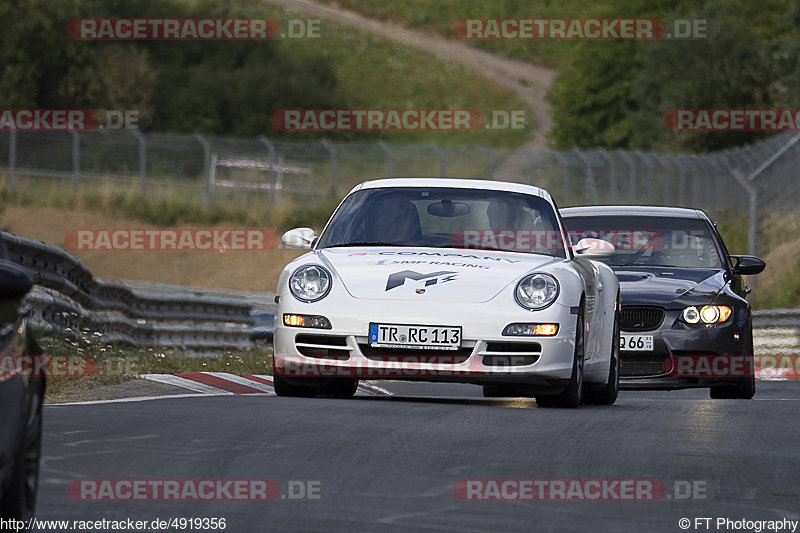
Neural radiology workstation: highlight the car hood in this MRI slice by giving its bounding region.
[317,247,561,303]
[612,267,727,307]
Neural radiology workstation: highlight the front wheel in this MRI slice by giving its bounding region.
[537,308,584,408]
[273,375,318,397]
[0,378,43,523]
[322,379,359,398]
[584,295,620,405]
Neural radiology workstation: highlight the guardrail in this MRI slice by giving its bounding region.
[1,231,268,351]
[752,309,800,356]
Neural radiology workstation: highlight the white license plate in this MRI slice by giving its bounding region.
[620,334,654,351]
[369,323,461,350]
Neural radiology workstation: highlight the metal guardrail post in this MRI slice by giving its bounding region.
[194,134,211,206]
[430,143,445,178]
[131,129,146,198]
[321,139,337,193]
[378,141,394,178]
[258,135,277,202]
[8,130,16,192]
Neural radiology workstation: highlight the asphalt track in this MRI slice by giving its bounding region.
[37,382,800,533]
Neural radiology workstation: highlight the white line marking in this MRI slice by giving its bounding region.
[46,393,231,406]
[203,372,276,394]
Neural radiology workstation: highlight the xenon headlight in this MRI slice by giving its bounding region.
[289,265,332,302]
[515,273,560,311]
[682,305,732,325]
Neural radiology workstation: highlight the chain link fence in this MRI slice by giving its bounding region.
[2,129,799,257]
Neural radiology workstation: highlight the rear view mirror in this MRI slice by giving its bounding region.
[730,255,765,275]
[282,228,317,249]
[573,238,615,259]
[427,200,470,218]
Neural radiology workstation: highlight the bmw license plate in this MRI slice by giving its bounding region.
[620,334,654,351]
[369,323,461,350]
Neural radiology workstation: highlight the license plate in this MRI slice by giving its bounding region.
[620,334,654,351]
[369,323,461,351]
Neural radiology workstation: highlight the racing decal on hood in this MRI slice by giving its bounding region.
[348,250,522,264]
[385,270,457,291]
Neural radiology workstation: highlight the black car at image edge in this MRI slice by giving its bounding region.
[0,237,44,524]
[561,206,765,399]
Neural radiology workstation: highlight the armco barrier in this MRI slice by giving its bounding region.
[2,231,267,350]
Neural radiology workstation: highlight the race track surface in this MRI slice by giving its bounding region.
[38,382,799,532]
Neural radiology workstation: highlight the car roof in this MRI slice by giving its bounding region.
[560,205,708,220]
[350,178,553,202]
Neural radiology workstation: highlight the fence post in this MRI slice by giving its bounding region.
[70,131,80,198]
[617,150,636,203]
[598,149,616,202]
[573,149,597,204]
[634,151,654,204]
[194,134,211,206]
[551,151,572,205]
[258,135,277,200]
[378,141,394,178]
[131,130,146,198]
[477,146,494,178]
[430,143,445,178]
[321,139,337,194]
[8,130,16,192]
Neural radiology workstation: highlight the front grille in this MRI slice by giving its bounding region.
[358,344,471,363]
[620,356,670,377]
[620,306,665,332]
[295,334,350,360]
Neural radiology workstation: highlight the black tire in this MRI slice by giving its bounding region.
[537,306,584,408]
[322,379,359,399]
[0,378,43,523]
[273,375,318,397]
[584,295,620,405]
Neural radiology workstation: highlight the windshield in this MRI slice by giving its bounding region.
[317,187,567,258]
[564,215,723,269]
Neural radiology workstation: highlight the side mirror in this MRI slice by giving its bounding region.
[282,227,317,249]
[730,255,765,275]
[573,238,615,259]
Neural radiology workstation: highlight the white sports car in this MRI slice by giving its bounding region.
[273,178,620,407]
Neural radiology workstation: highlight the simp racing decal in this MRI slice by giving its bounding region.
[385,270,458,291]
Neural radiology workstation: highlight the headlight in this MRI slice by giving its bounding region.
[515,273,559,311]
[289,265,332,302]
[682,305,732,324]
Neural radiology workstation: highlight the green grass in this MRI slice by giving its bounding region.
[314,0,641,70]
[253,2,534,148]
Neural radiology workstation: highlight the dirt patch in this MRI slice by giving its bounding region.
[3,205,305,292]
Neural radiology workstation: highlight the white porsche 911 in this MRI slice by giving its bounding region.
[273,178,620,407]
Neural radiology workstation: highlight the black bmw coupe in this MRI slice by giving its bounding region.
[561,206,765,399]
